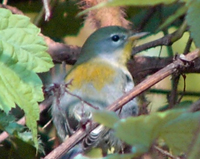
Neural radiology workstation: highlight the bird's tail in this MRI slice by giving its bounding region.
[82,125,106,151]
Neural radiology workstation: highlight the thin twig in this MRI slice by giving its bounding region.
[177,74,186,103]
[65,88,99,110]
[42,0,51,21]
[168,74,180,108]
[154,146,180,159]
[183,35,193,55]
[132,22,187,56]
[42,118,53,130]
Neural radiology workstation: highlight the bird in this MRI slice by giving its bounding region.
[51,26,146,157]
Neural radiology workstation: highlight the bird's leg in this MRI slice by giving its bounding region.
[79,102,93,133]
[80,115,92,133]
[65,80,99,133]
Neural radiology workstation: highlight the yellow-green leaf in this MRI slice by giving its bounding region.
[160,112,200,155]
[93,110,119,128]
[114,109,200,155]
[0,8,54,149]
[158,6,187,31]
[186,0,200,47]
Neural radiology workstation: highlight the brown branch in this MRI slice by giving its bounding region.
[0,4,24,15]
[44,49,200,159]
[43,35,81,64]
[128,56,173,83]
[108,50,199,112]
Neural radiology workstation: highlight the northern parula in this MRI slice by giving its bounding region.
[52,26,145,155]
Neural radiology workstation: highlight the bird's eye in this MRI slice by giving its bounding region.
[111,35,120,42]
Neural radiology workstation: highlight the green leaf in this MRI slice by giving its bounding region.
[160,112,200,155]
[0,9,53,72]
[0,8,54,149]
[114,109,200,155]
[114,110,182,148]
[158,6,187,31]
[186,0,200,47]
[187,132,200,159]
[0,63,41,149]
[0,137,41,159]
[93,110,120,128]
[0,111,43,153]
[158,100,192,111]
[0,111,18,131]
[78,0,177,16]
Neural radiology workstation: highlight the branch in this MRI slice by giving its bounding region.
[132,22,187,55]
[42,35,81,64]
[154,146,180,159]
[44,49,200,159]
[0,4,24,15]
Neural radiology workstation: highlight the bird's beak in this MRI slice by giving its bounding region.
[128,32,149,41]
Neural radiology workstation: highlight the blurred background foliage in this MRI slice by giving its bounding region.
[0,0,200,158]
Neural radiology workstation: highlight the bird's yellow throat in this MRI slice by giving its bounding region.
[121,37,135,65]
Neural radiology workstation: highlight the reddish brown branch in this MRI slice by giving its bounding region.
[0,4,24,15]
[44,49,200,159]
[43,35,81,64]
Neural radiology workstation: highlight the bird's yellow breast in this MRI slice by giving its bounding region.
[66,61,116,91]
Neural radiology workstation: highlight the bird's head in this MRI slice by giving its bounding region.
[77,26,147,65]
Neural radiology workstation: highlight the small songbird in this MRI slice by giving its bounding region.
[52,26,146,157]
